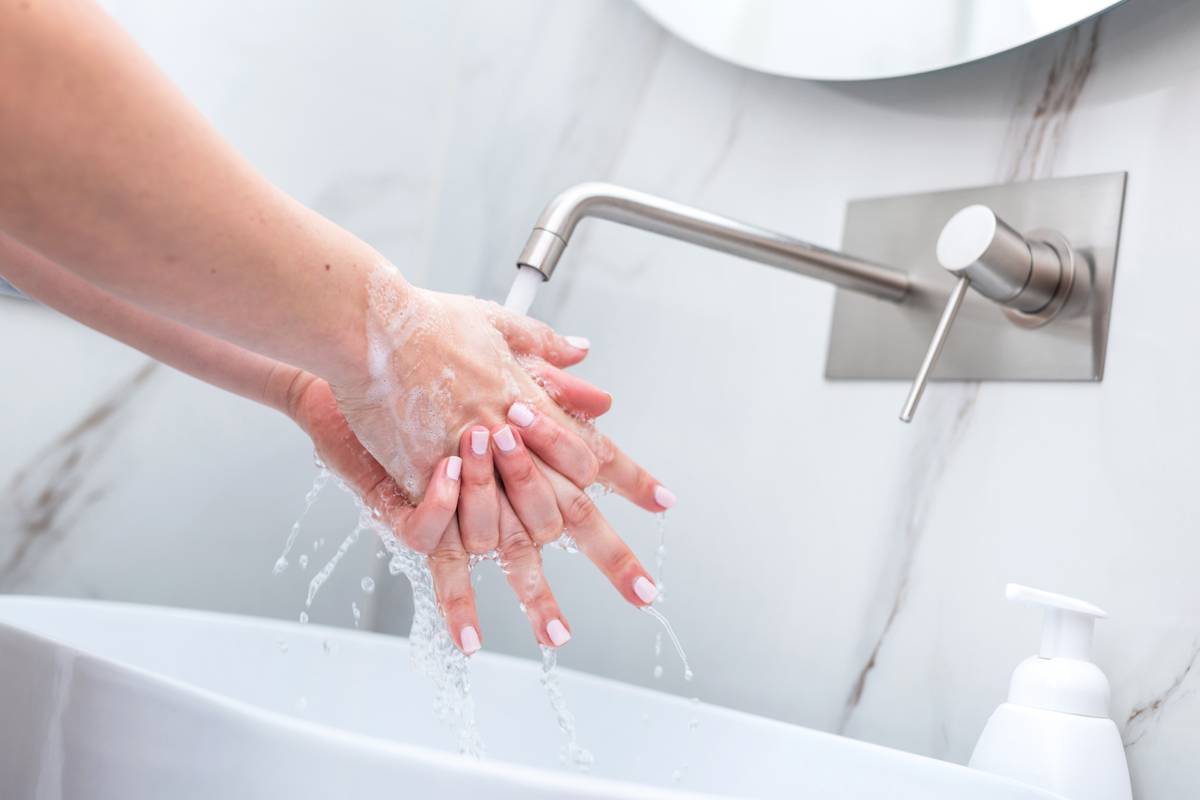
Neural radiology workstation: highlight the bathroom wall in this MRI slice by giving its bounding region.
[1,1,1198,796]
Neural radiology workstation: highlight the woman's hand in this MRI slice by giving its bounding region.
[289,368,674,656]
[330,266,610,519]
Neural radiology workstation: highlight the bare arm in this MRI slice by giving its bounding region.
[0,234,299,413]
[0,0,378,386]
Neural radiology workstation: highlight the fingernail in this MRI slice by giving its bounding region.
[547,618,572,647]
[494,425,517,453]
[565,336,590,351]
[654,485,676,509]
[470,429,489,456]
[446,456,462,481]
[633,576,659,604]
[460,625,481,655]
[508,402,535,428]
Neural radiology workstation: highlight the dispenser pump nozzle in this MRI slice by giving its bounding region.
[1006,583,1107,660]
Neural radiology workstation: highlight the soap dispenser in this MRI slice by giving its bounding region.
[970,584,1132,800]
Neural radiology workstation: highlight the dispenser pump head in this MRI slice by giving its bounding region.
[1006,583,1107,660]
[1003,583,1112,717]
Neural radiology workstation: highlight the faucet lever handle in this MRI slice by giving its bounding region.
[899,276,970,423]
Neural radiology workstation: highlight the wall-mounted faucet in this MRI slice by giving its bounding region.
[508,175,1125,423]
[512,182,910,302]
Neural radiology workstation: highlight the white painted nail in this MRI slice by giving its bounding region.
[654,485,676,509]
[508,402,535,428]
[460,625,481,655]
[494,425,517,453]
[446,456,462,481]
[633,576,659,605]
[470,429,489,456]
[565,335,590,351]
[546,618,572,647]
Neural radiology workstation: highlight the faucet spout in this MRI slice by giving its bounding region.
[516,182,910,302]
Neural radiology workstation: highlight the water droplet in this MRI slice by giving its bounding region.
[298,611,309,624]
[684,668,695,682]
[361,576,375,594]
[653,664,663,679]
[351,601,361,627]
[298,554,309,570]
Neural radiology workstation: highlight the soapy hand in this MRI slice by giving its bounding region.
[314,265,679,653]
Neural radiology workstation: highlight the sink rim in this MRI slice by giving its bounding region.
[0,594,1062,800]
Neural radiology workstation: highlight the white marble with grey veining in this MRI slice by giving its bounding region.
[2,1,1200,797]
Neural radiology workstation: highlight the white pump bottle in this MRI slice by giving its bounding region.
[969,584,1132,800]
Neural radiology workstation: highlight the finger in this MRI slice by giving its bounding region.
[490,308,590,368]
[593,435,676,513]
[495,492,572,648]
[526,362,613,418]
[457,426,500,554]
[428,517,481,655]
[402,455,463,553]
[490,424,564,544]
[506,401,599,489]
[536,458,659,608]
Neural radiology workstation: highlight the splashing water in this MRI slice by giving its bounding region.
[273,467,330,574]
[369,496,484,757]
[540,646,595,772]
[306,521,364,608]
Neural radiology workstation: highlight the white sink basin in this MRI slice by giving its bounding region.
[0,596,1059,799]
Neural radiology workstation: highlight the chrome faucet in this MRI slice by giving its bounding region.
[515,182,910,302]
[511,177,1123,423]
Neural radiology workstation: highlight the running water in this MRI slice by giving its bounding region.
[539,646,595,772]
[503,264,544,315]
[643,605,694,682]
[273,466,330,575]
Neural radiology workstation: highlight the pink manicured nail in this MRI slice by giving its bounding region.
[470,429,489,456]
[494,425,517,452]
[547,618,572,647]
[446,456,463,481]
[654,485,676,509]
[460,625,481,655]
[633,576,659,604]
[508,402,535,428]
[565,336,590,351]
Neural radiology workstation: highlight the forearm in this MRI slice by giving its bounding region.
[0,0,389,386]
[0,234,302,414]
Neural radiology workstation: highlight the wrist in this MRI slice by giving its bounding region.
[330,259,419,392]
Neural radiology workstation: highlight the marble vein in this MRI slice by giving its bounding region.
[838,385,979,732]
[839,18,1104,735]
[1123,639,1200,748]
[0,361,158,588]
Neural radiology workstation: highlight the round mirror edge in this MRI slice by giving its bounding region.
[630,0,1128,82]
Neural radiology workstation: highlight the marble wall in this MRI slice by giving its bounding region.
[2,1,1199,797]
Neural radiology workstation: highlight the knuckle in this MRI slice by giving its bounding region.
[562,490,599,529]
[504,456,538,487]
[606,548,639,582]
[499,532,537,564]
[440,593,474,619]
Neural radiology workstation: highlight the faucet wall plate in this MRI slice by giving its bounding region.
[825,172,1126,381]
